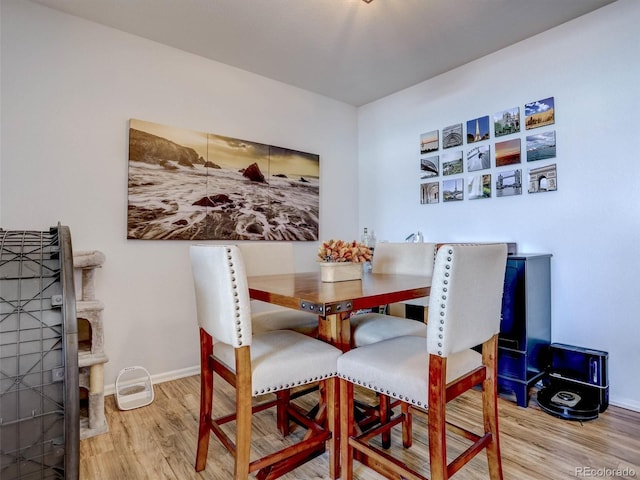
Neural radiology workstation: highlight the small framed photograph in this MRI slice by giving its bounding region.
[528,163,557,193]
[495,138,521,167]
[442,150,463,176]
[443,178,464,202]
[421,181,440,204]
[496,169,522,197]
[525,97,555,130]
[467,145,491,172]
[494,107,520,137]
[468,174,492,200]
[526,131,556,162]
[420,130,439,154]
[442,123,463,149]
[420,155,439,179]
[466,116,490,143]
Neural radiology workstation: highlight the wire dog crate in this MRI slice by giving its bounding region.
[0,225,79,480]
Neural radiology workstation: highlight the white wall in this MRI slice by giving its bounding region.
[3,0,639,411]
[0,1,358,388]
[358,0,640,410]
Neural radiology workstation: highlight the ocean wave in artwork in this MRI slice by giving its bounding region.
[127,161,319,240]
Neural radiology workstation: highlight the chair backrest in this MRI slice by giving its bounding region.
[237,242,296,276]
[427,244,507,357]
[371,242,437,276]
[190,245,252,347]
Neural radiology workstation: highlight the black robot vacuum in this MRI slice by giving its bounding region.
[537,343,609,421]
[537,380,600,421]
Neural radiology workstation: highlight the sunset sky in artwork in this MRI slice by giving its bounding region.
[496,138,521,157]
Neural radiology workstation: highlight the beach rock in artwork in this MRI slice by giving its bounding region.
[299,177,310,183]
[246,222,263,234]
[192,194,233,207]
[203,161,221,169]
[242,162,267,183]
[273,173,288,178]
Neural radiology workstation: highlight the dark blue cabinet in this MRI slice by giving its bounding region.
[497,254,552,407]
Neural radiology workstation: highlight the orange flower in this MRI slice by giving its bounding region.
[317,239,372,263]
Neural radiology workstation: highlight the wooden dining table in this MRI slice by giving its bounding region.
[248,270,431,352]
[247,270,431,479]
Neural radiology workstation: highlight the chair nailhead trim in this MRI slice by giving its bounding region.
[433,247,454,358]
[337,373,423,407]
[253,372,337,396]
[226,247,247,345]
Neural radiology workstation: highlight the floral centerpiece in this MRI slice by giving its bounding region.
[317,239,372,282]
[317,239,372,263]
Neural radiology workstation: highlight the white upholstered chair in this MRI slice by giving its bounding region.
[190,245,341,479]
[237,242,318,336]
[237,242,320,435]
[350,242,436,347]
[348,242,436,448]
[338,243,507,480]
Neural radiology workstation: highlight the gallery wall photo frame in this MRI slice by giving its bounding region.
[443,178,464,202]
[420,155,439,179]
[468,173,492,200]
[442,123,463,149]
[495,138,521,167]
[466,115,490,144]
[421,181,440,204]
[525,96,555,130]
[494,107,521,137]
[526,130,556,162]
[528,163,557,193]
[442,150,463,176]
[420,130,439,154]
[496,168,522,197]
[467,144,491,172]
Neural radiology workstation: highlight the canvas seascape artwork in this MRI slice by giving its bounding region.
[127,119,319,241]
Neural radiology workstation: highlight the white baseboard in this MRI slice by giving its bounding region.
[102,366,640,414]
[104,365,199,396]
[610,398,640,413]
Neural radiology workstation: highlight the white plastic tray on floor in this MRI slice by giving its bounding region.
[115,366,154,411]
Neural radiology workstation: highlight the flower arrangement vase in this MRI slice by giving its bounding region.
[319,262,362,282]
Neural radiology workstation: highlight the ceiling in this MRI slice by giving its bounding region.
[32,0,615,106]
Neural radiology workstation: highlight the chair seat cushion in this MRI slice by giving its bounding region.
[252,308,318,335]
[350,313,427,347]
[215,330,341,396]
[337,336,482,408]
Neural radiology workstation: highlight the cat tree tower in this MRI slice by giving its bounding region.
[74,250,109,439]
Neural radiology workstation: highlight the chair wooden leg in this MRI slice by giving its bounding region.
[340,378,355,480]
[276,390,291,436]
[428,355,448,480]
[483,335,504,480]
[234,347,253,480]
[195,328,213,472]
[401,401,412,448]
[324,377,339,480]
[379,394,391,448]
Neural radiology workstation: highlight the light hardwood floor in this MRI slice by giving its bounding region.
[80,375,640,479]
